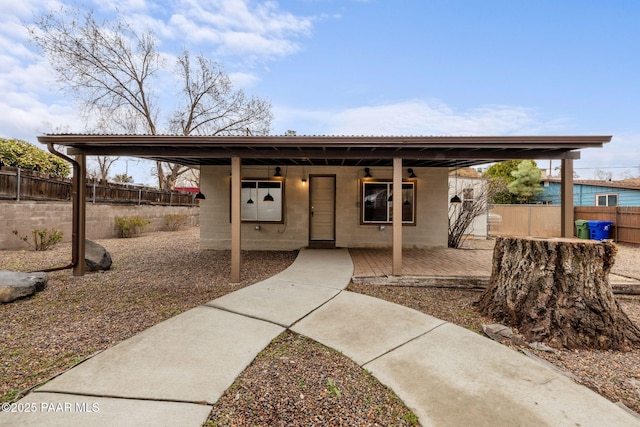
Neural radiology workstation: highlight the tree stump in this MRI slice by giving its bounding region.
[477,236,640,351]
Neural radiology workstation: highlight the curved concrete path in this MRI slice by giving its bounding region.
[2,248,639,426]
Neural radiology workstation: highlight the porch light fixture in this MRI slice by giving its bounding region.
[195,191,206,200]
[264,166,274,202]
[274,167,282,177]
[247,185,254,204]
[301,178,307,186]
[450,163,461,205]
[364,167,372,178]
[408,168,417,178]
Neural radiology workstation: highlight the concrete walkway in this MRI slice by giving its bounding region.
[2,248,639,426]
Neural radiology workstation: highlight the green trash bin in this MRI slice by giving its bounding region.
[575,220,589,239]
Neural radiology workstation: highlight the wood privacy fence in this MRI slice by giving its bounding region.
[489,204,640,245]
[574,206,640,245]
[489,205,562,238]
[0,166,196,206]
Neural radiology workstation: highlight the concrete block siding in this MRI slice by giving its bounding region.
[199,165,449,251]
[0,202,199,250]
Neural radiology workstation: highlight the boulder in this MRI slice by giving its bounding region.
[0,271,47,303]
[85,240,112,272]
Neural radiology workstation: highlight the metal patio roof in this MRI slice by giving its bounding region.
[37,134,612,168]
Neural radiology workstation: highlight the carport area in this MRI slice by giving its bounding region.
[37,134,612,281]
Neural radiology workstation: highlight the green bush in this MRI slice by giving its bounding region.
[115,216,151,238]
[0,138,71,177]
[165,214,188,231]
[12,228,63,251]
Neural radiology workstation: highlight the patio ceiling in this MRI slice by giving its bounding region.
[37,134,612,168]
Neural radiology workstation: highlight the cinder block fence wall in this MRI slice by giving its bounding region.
[0,202,200,250]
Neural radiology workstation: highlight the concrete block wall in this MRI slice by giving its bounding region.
[335,166,449,248]
[199,165,449,251]
[1,201,199,250]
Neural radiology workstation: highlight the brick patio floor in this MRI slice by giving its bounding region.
[349,244,495,278]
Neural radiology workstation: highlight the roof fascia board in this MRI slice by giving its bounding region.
[38,134,612,149]
[66,146,581,160]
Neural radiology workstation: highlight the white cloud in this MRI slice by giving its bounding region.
[229,71,261,88]
[576,133,640,179]
[273,100,566,136]
[167,0,312,60]
[95,0,150,13]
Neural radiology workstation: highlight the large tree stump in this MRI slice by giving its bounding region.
[477,236,640,350]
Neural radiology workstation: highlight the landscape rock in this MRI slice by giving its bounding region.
[0,270,47,303]
[85,239,112,271]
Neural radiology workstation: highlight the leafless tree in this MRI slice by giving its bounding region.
[174,168,201,188]
[593,169,613,181]
[92,156,119,182]
[448,181,496,248]
[29,7,272,189]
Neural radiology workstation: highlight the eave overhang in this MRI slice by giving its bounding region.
[37,134,612,168]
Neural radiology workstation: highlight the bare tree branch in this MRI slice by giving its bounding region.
[448,180,497,248]
[29,8,273,189]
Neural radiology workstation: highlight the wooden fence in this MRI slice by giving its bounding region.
[489,205,562,238]
[489,204,640,245]
[574,206,640,245]
[0,166,196,206]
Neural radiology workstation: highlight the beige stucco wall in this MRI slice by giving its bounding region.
[0,202,199,250]
[199,165,449,250]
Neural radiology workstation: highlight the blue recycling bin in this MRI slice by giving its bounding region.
[587,221,613,240]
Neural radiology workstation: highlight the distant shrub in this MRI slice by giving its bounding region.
[165,214,188,231]
[12,228,63,251]
[115,216,151,238]
[0,138,71,177]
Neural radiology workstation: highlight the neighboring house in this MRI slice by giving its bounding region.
[539,179,640,206]
[36,134,611,279]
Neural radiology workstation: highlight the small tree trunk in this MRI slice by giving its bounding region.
[477,237,640,351]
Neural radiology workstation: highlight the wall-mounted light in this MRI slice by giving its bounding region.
[450,162,461,205]
[364,167,372,178]
[302,178,307,186]
[274,166,282,177]
[450,194,462,204]
[408,168,417,178]
[264,166,274,202]
[247,185,254,204]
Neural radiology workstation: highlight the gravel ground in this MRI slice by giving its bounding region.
[0,228,298,403]
[207,331,417,426]
[612,242,640,280]
[2,228,640,424]
[0,227,417,426]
